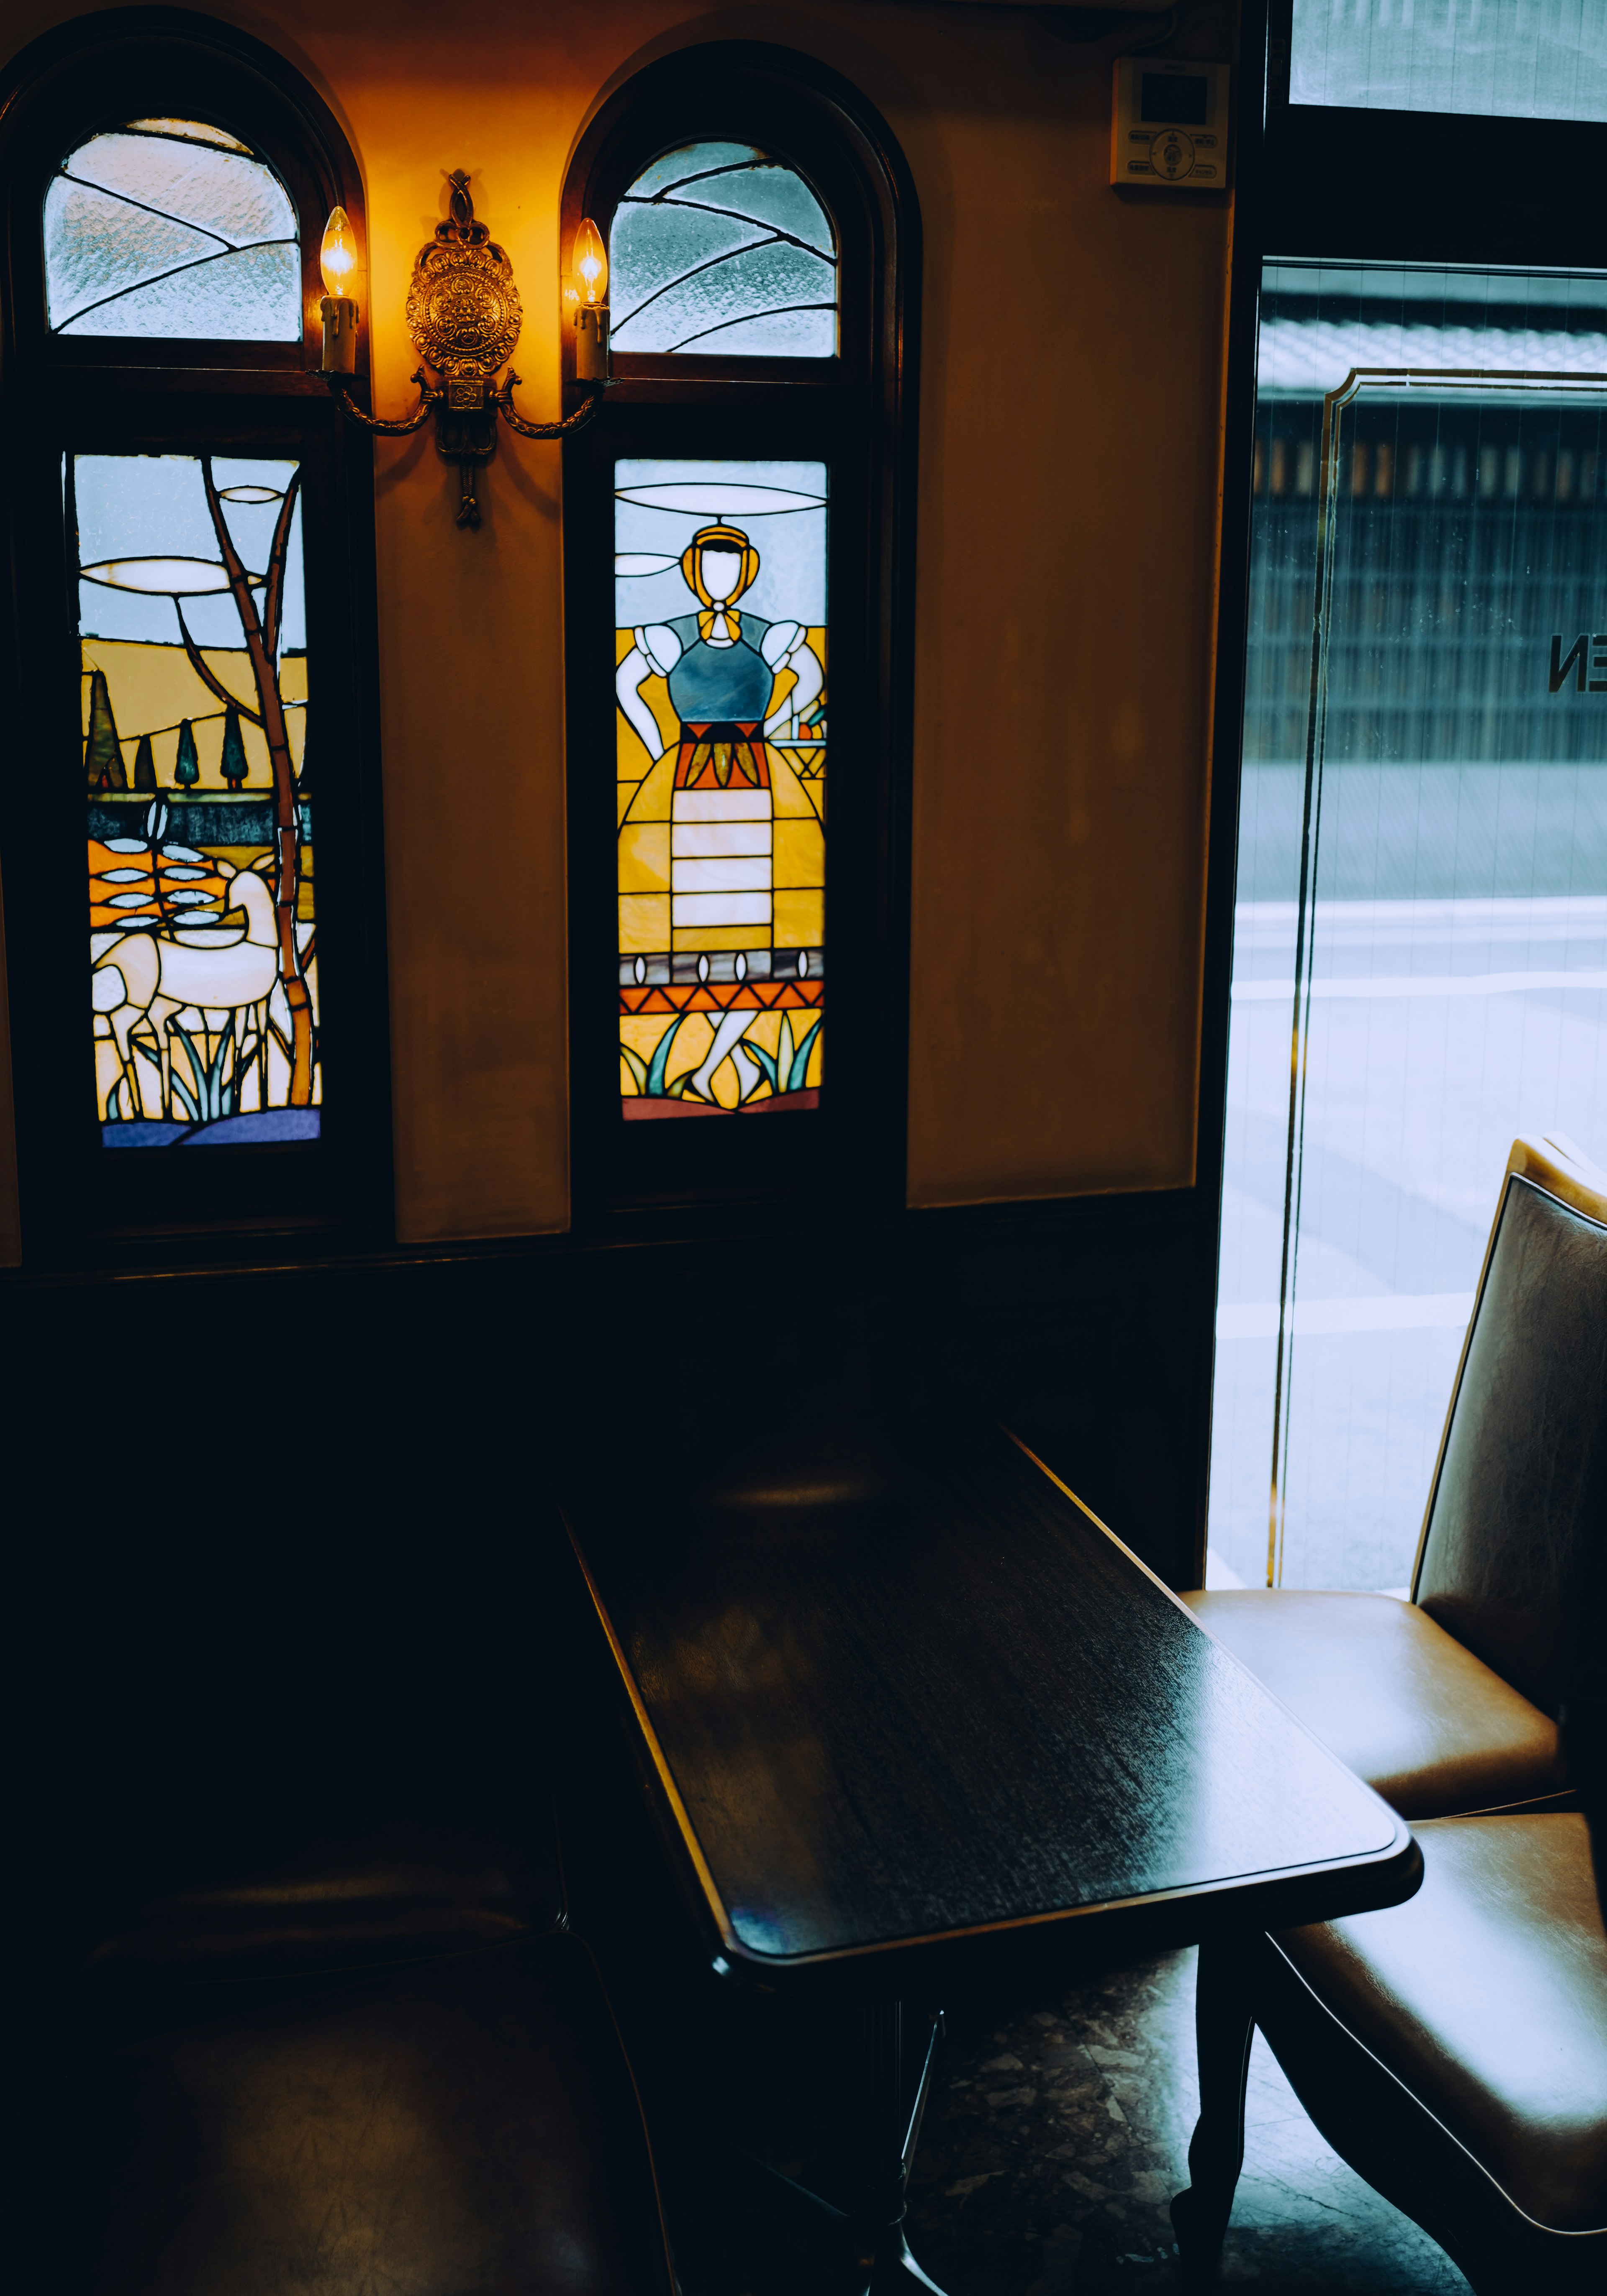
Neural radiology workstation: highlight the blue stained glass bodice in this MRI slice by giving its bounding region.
[666,612,774,724]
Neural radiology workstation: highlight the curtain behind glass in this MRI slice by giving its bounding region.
[1291,0,1607,123]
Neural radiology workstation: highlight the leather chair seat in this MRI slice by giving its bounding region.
[81,1673,564,1981]
[1276,1812,1607,2233]
[59,1933,676,2296]
[1181,1590,1563,1818]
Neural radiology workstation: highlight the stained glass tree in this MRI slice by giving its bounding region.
[85,668,124,789]
[219,705,247,789]
[132,732,157,792]
[173,718,199,789]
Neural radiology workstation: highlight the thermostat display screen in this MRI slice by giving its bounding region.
[1141,72,1207,125]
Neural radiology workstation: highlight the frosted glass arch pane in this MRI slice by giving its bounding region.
[1292,0,1607,123]
[45,179,221,329]
[123,118,252,153]
[670,165,835,256]
[59,243,301,340]
[629,141,761,199]
[613,233,836,355]
[611,140,837,359]
[680,308,837,357]
[46,121,300,341]
[610,202,769,299]
[67,132,294,242]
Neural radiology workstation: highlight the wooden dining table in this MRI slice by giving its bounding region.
[559,1409,1420,2293]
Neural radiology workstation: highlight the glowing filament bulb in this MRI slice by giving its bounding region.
[573,218,608,308]
[320,206,358,299]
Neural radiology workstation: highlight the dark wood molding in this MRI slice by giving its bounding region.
[1190,0,1271,1586]
[0,1176,1214,1590]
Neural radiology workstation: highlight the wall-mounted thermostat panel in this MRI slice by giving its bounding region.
[1112,60,1230,189]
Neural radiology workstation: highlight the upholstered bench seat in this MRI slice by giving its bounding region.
[80,1672,564,1981]
[1180,1590,1563,1819]
[58,1933,676,2296]
[1273,1812,1607,2237]
[62,1678,678,2295]
[1176,1812,1607,2291]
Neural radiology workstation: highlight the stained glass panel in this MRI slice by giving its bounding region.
[615,459,827,1115]
[45,121,300,339]
[77,453,319,1147]
[609,142,837,357]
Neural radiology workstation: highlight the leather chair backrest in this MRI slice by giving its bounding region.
[1416,1172,1607,1716]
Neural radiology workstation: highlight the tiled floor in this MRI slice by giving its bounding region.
[901,1949,1468,2293]
[693,1948,1468,2295]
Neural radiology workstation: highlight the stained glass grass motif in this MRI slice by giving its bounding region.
[78,454,319,1147]
[45,119,299,339]
[615,459,827,1115]
[609,142,837,357]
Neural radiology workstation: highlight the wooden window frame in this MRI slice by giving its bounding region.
[0,9,390,1267]
[561,41,920,1226]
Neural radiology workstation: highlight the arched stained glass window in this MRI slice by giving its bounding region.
[609,141,837,357]
[45,117,300,340]
[563,44,918,1217]
[0,18,390,1261]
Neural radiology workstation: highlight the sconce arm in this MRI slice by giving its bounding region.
[493,372,608,440]
[326,369,441,436]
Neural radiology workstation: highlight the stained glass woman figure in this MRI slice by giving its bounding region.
[616,517,825,1105]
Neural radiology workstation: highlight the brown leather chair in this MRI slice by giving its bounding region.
[1173,1811,1607,2293]
[1182,1133,1607,1819]
[59,1931,679,2296]
[80,1671,565,1980]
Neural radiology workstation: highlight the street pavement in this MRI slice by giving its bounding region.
[1209,764,1607,1588]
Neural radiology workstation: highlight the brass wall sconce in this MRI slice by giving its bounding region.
[321,171,610,528]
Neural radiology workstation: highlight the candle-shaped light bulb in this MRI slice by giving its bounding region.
[320,206,358,299]
[318,208,359,374]
[573,218,608,308]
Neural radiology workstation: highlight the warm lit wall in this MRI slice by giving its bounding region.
[0,0,1237,1251]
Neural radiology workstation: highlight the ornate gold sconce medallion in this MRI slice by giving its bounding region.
[406,182,523,389]
[326,171,608,530]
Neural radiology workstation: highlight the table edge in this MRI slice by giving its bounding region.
[1003,1430,1425,1830]
[560,1486,1418,1976]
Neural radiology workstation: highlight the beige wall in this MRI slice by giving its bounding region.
[0,0,1237,1253]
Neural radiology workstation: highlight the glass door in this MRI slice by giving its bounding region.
[1210,261,1607,1590]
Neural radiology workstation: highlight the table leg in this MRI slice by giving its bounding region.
[701,2001,948,2293]
[849,2001,950,2294]
[1170,1933,1257,2283]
